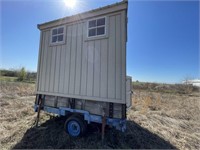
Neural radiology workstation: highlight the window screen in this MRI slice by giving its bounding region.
[88,17,106,37]
[51,26,65,44]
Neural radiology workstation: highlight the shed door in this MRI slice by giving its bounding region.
[126,76,132,109]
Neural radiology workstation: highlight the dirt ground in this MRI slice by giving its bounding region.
[0,81,199,149]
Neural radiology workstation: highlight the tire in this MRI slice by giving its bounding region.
[64,115,87,137]
[71,114,88,134]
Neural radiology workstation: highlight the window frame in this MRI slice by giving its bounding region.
[87,16,107,38]
[50,25,66,46]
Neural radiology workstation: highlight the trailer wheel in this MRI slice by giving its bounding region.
[72,114,88,134]
[64,115,86,137]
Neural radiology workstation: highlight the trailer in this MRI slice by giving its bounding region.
[34,0,132,137]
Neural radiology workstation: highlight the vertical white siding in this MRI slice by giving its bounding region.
[40,31,49,92]
[121,10,126,102]
[93,40,101,97]
[115,15,121,99]
[54,46,61,92]
[44,39,52,92]
[37,11,126,104]
[69,24,77,94]
[59,44,66,93]
[37,32,44,91]
[63,25,72,94]
[100,39,108,98]
[81,34,88,96]
[49,46,56,92]
[108,16,116,99]
[75,23,83,95]
[87,41,94,96]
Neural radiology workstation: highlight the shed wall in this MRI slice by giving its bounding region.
[37,10,126,104]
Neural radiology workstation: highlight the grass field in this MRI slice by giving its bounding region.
[0,81,199,149]
[0,76,18,82]
[0,75,36,83]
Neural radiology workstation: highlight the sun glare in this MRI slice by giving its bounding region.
[64,0,77,9]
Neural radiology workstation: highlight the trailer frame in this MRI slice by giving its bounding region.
[34,104,126,132]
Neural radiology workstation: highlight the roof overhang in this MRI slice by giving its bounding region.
[37,0,128,30]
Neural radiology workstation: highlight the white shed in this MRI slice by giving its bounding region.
[35,0,131,119]
[183,79,200,87]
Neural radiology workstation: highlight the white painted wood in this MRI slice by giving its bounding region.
[126,76,132,108]
[121,10,126,103]
[59,44,66,93]
[87,41,94,96]
[80,40,88,96]
[115,15,121,99]
[80,22,88,96]
[36,2,128,104]
[108,16,116,99]
[69,24,77,94]
[75,23,83,95]
[38,32,45,91]
[36,91,123,104]
[45,32,52,92]
[40,31,49,91]
[54,46,61,93]
[63,25,72,94]
[93,40,101,97]
[49,45,56,92]
[100,39,108,98]
[64,26,72,94]
[35,32,43,91]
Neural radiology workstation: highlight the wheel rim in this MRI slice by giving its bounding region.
[67,120,81,137]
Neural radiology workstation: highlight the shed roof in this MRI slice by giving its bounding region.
[38,0,128,30]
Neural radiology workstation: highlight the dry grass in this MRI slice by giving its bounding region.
[0,81,200,149]
[0,81,35,98]
[0,82,36,150]
[130,88,200,149]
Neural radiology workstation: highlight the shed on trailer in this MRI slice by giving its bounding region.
[35,0,132,136]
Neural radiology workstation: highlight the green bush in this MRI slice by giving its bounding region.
[18,67,27,81]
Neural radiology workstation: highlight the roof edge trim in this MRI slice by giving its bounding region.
[38,0,127,30]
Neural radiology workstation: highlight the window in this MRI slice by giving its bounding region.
[88,17,106,37]
[51,26,65,44]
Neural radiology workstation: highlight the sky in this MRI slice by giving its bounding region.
[1,0,199,83]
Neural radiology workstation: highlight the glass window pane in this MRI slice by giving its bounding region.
[58,35,63,41]
[52,29,57,35]
[97,27,105,35]
[52,36,57,43]
[89,20,96,28]
[88,28,96,37]
[97,18,105,26]
[58,27,64,34]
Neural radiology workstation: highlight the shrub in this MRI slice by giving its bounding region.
[18,67,27,81]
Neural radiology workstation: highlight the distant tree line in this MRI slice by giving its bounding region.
[0,68,37,82]
[1,69,18,77]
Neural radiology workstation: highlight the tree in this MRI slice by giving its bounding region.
[18,67,27,81]
[182,75,194,85]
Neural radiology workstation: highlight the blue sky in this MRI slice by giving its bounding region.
[1,0,199,83]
